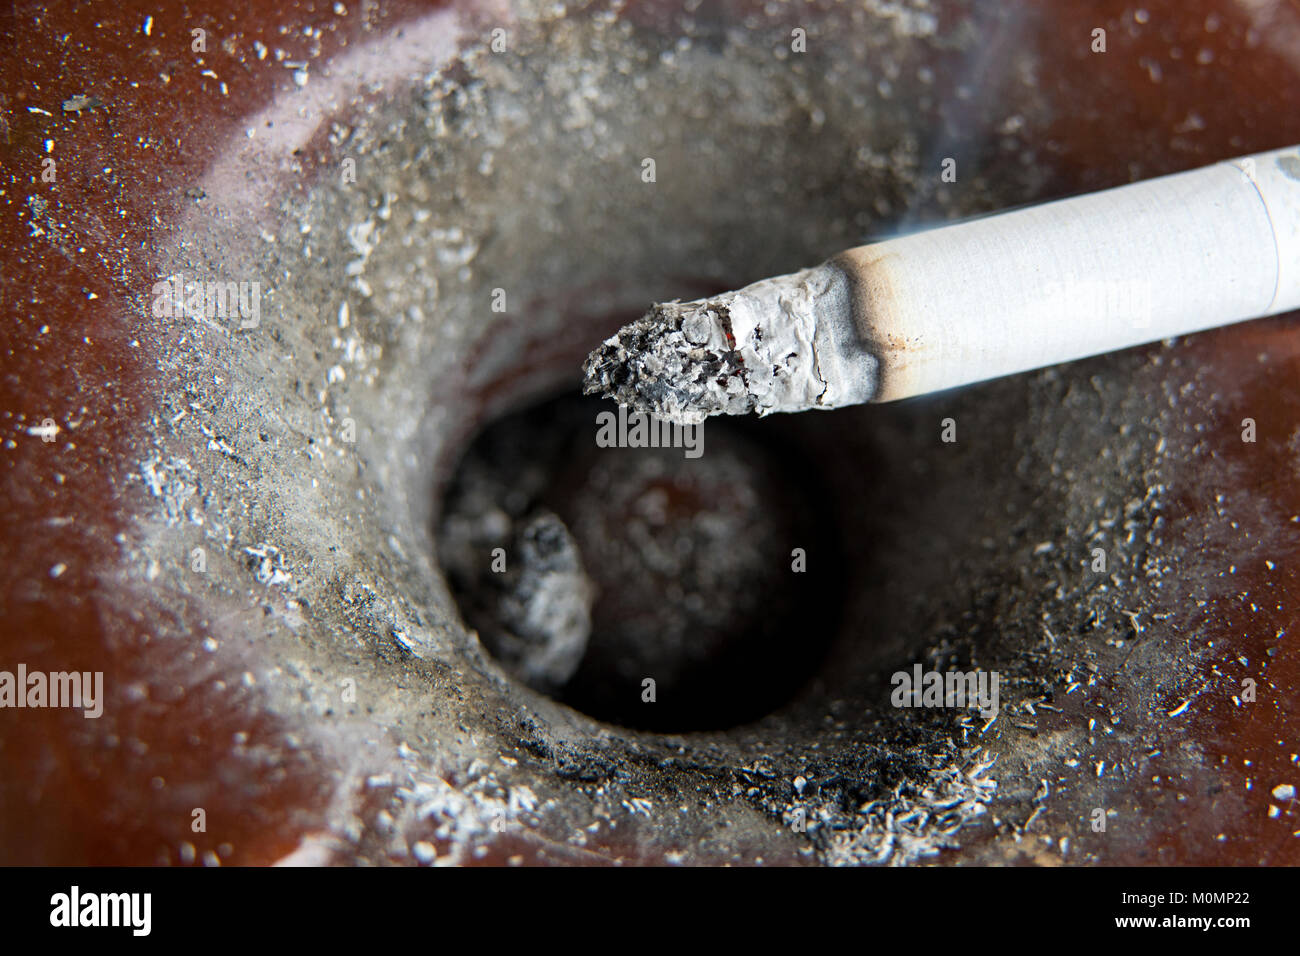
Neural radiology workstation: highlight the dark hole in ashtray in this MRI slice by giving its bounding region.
[438,392,843,732]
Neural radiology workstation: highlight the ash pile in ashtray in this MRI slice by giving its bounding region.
[437,393,838,731]
[485,509,595,691]
[437,405,596,694]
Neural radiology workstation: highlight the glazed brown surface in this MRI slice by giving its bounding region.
[1,0,1298,865]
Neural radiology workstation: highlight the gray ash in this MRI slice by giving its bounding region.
[582,302,755,426]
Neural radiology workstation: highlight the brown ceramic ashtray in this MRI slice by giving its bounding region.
[2,0,1298,886]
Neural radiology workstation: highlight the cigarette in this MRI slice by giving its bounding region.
[583,145,1300,425]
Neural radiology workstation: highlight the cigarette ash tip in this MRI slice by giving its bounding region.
[582,265,854,425]
[581,300,758,426]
